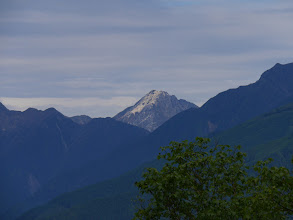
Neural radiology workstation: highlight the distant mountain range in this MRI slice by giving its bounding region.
[1,62,293,220]
[0,108,148,217]
[114,90,197,131]
[90,63,293,181]
[17,101,293,220]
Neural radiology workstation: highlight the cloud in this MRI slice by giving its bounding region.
[0,0,293,116]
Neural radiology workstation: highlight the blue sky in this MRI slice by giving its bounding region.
[1,0,293,117]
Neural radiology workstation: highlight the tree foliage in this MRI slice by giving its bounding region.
[134,137,293,219]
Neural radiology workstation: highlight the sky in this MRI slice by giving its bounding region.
[0,0,293,117]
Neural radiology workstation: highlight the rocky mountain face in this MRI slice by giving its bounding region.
[114,90,198,131]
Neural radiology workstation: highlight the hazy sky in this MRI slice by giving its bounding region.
[1,0,293,117]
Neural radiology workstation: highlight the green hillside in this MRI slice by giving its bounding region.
[217,102,293,168]
[18,103,293,220]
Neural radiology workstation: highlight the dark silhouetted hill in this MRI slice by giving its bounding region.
[0,106,148,218]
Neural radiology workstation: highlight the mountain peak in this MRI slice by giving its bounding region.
[131,90,169,114]
[71,115,92,125]
[148,89,166,95]
[114,90,197,131]
[273,63,282,68]
[146,89,168,98]
[260,62,293,80]
[43,108,64,117]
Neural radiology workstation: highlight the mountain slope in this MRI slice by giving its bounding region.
[0,105,149,217]
[0,107,80,215]
[153,63,293,141]
[17,102,293,220]
[114,90,197,131]
[216,102,293,167]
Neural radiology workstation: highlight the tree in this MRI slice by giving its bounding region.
[134,137,293,219]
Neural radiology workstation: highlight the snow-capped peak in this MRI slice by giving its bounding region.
[130,90,167,114]
[113,90,197,131]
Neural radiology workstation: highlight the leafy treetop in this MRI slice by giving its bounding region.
[134,137,293,220]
